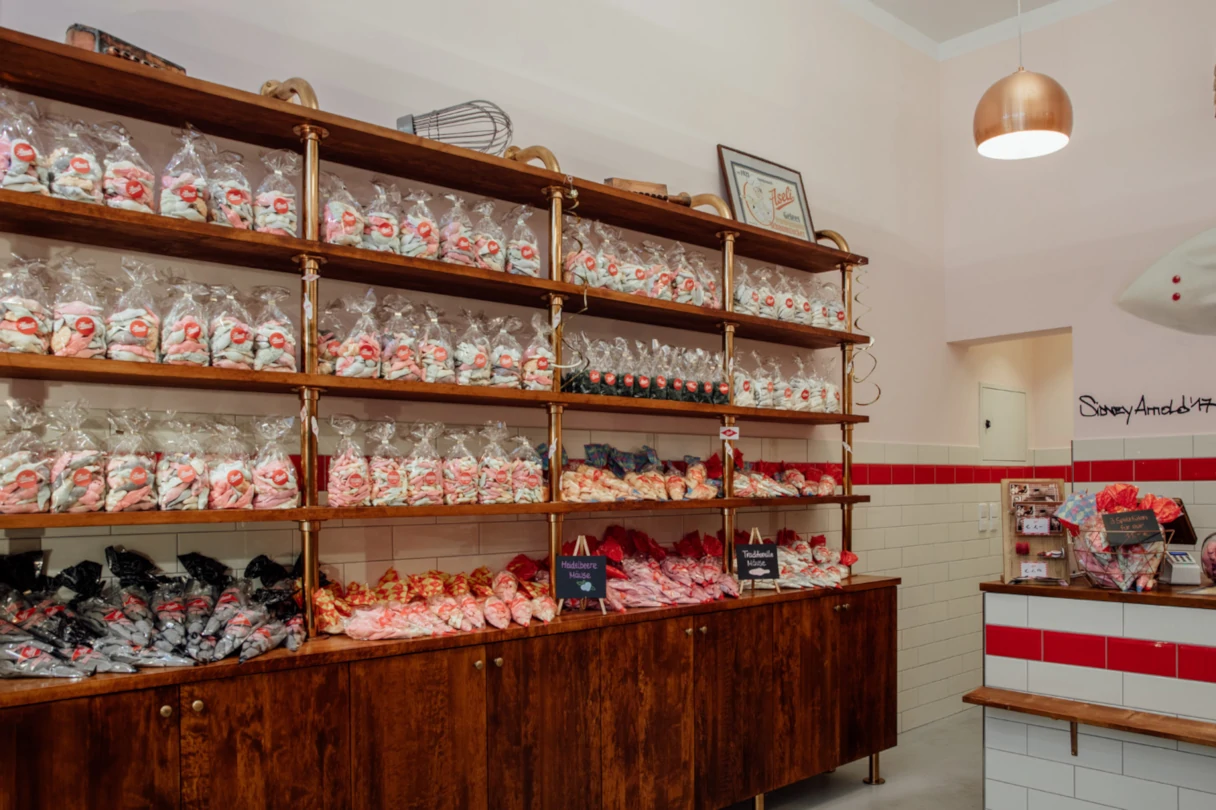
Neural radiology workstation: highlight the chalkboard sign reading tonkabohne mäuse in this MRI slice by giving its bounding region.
[1101,509,1163,548]
[555,555,607,599]
[736,546,779,580]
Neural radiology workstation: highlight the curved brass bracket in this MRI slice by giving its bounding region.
[814,229,851,254]
[505,144,562,173]
[260,78,320,110]
[684,193,733,220]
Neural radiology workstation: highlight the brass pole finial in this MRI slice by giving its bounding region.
[505,144,562,173]
[260,77,320,110]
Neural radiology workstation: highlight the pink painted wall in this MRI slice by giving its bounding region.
[940,0,1216,440]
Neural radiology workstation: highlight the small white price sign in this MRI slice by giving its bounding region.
[1022,517,1051,535]
[720,426,741,441]
[1020,562,1048,578]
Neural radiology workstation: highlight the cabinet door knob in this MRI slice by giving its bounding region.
[685,627,694,636]
[191,700,205,714]
[698,626,708,635]
[494,657,504,668]
[159,705,173,718]
[843,603,852,610]
[474,659,484,671]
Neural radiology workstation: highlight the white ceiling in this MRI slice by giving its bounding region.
[866,0,1060,43]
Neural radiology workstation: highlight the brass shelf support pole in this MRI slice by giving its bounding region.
[864,752,886,785]
[549,294,564,393]
[547,403,565,594]
[719,230,739,572]
[840,260,855,553]
[546,187,564,283]
[719,231,738,314]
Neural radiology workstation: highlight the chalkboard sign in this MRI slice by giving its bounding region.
[555,555,606,599]
[736,545,779,580]
[1102,510,1163,548]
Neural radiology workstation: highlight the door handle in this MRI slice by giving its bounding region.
[474,659,484,671]
[685,627,694,636]
[834,603,851,612]
[160,705,173,718]
[494,657,504,668]
[191,700,205,714]
[698,626,708,635]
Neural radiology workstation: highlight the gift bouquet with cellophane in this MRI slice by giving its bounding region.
[1060,484,1181,592]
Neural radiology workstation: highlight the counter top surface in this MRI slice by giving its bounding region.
[0,575,899,709]
[981,578,1216,610]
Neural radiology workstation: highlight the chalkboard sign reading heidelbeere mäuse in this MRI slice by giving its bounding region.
[1101,509,1163,548]
[736,546,779,580]
[555,555,607,599]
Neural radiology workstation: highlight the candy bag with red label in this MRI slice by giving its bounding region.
[405,421,444,506]
[689,250,721,310]
[733,352,756,407]
[0,643,86,678]
[488,316,523,389]
[361,179,400,253]
[0,253,50,354]
[161,280,210,366]
[317,299,346,376]
[49,400,104,514]
[443,428,478,505]
[478,421,513,505]
[522,312,555,391]
[753,266,778,320]
[0,399,50,514]
[46,116,103,205]
[335,288,380,378]
[400,189,439,258]
[202,581,249,637]
[418,304,455,384]
[328,414,370,508]
[157,416,208,511]
[208,283,255,370]
[594,222,624,291]
[562,216,597,285]
[506,205,541,277]
[472,200,507,272]
[212,603,268,661]
[670,243,704,307]
[238,618,287,662]
[51,257,105,359]
[206,423,253,510]
[252,416,299,510]
[150,580,188,651]
[254,149,300,236]
[107,257,161,362]
[509,436,546,504]
[439,193,476,265]
[368,419,407,507]
[205,149,253,229]
[252,285,296,372]
[320,170,363,246]
[159,125,208,220]
[774,270,799,323]
[455,309,491,386]
[642,240,672,300]
[379,294,421,381]
[0,91,47,195]
[97,121,153,214]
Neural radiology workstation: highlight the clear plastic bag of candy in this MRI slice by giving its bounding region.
[335,288,380,378]
[455,309,491,386]
[104,408,156,512]
[208,283,254,370]
[405,421,444,506]
[252,285,296,372]
[95,121,153,214]
[106,257,160,363]
[509,436,546,504]
[368,419,406,506]
[489,316,522,388]
[791,357,814,413]
[0,91,47,195]
[252,416,298,509]
[161,280,210,366]
[328,414,369,508]
[45,116,103,204]
[477,421,513,505]
[205,149,253,229]
[320,171,363,246]
[775,270,800,323]
[472,201,507,272]
[618,240,650,296]
[157,416,208,511]
[361,179,400,253]
[821,282,847,330]
[49,400,104,514]
[51,257,105,359]
[711,351,729,404]
[505,206,541,277]
[212,603,268,661]
[439,193,476,265]
[689,251,721,310]
[380,293,420,381]
[733,260,757,315]
[650,340,673,399]
[0,399,49,514]
[317,299,345,376]
[754,266,778,320]
[442,428,478,505]
[206,423,253,510]
[669,351,691,402]
[611,337,636,397]
[562,217,597,285]
[733,353,756,407]
[643,240,674,300]
[670,243,703,306]
[631,340,654,398]
[792,275,813,326]
[816,354,843,413]
[254,149,300,236]
[772,359,796,411]
[751,351,774,409]
[594,223,624,291]
[0,253,50,354]
[521,312,555,391]
[689,348,712,403]
[400,189,439,259]
[158,125,209,221]
[418,304,455,384]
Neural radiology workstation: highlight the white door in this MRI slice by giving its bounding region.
[980,384,1028,463]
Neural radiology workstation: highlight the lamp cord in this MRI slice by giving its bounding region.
[1017,0,1023,67]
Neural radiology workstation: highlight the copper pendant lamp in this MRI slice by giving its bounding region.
[973,0,1073,160]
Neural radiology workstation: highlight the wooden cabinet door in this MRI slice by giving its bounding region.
[487,631,601,810]
[600,617,695,810]
[771,596,839,787]
[693,604,773,810]
[0,686,179,810]
[350,645,488,810]
[836,586,898,765]
[180,664,350,810]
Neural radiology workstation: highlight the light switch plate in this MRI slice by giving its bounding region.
[988,502,1000,532]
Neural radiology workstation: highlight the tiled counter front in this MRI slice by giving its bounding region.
[981,589,1216,810]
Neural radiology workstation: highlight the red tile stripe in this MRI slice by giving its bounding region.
[847,457,1216,484]
[987,624,1216,685]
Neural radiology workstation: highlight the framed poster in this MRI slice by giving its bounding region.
[717,145,814,240]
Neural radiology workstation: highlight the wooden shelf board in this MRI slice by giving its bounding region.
[0,27,867,274]
[0,507,314,530]
[557,495,869,514]
[0,352,311,392]
[962,687,1216,749]
[980,579,1216,611]
[556,392,868,424]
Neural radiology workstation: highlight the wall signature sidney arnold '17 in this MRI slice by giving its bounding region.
[1078,394,1216,424]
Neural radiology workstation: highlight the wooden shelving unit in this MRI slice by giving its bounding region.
[0,26,871,640]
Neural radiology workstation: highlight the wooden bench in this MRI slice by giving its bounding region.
[963,687,1216,752]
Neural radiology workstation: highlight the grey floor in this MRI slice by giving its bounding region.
[730,707,982,810]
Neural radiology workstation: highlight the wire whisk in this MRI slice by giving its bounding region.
[397,100,513,156]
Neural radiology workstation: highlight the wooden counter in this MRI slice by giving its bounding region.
[0,577,898,810]
[980,578,1216,610]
